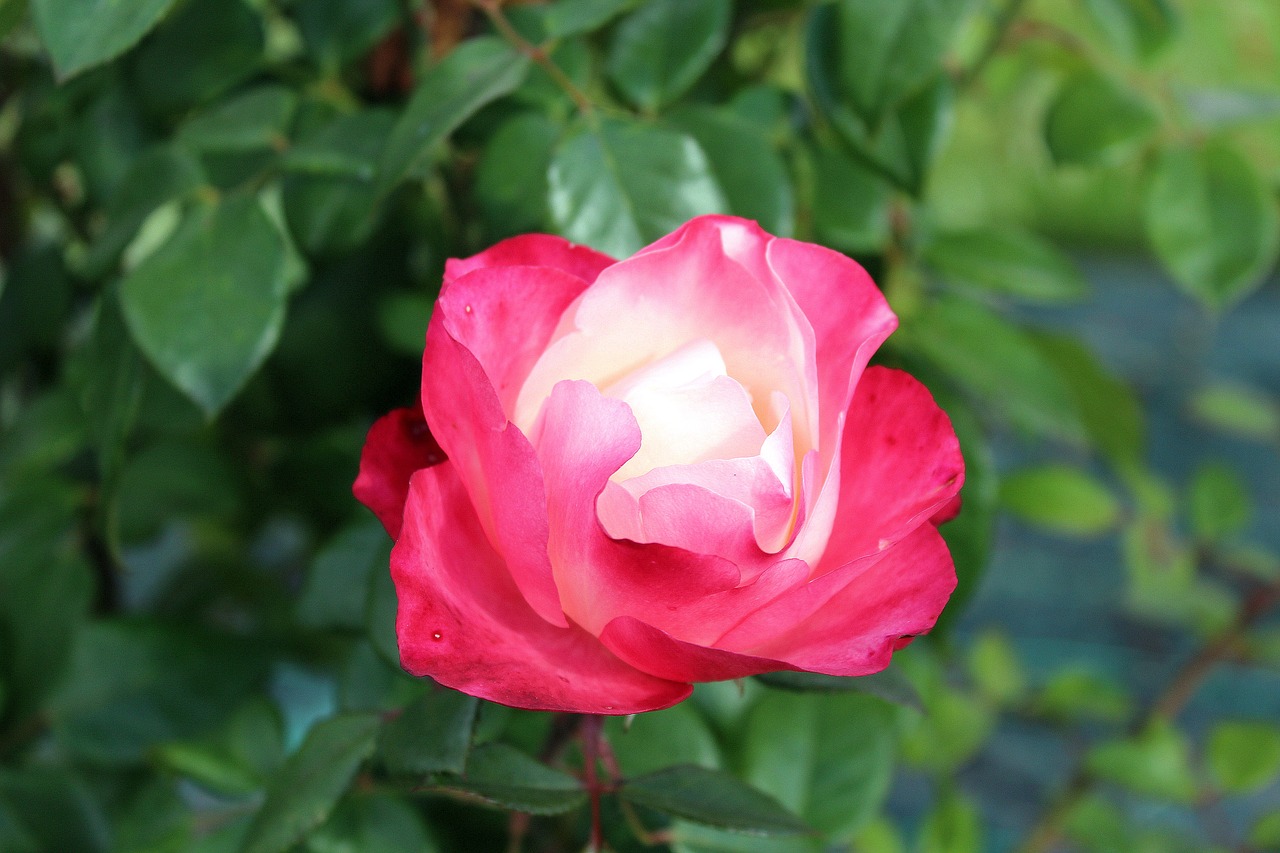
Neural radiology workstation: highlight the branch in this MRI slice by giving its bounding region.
[468,0,596,115]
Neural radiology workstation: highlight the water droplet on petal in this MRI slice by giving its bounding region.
[878,538,891,551]
[432,631,443,641]
[464,304,473,314]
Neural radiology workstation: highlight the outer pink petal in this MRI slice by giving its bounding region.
[816,366,965,572]
[421,314,566,627]
[737,525,957,675]
[599,616,793,683]
[393,463,690,713]
[353,405,446,539]
[443,233,615,286]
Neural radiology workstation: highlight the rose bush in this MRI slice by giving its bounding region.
[355,215,964,714]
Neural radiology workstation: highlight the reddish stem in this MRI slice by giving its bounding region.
[581,715,607,853]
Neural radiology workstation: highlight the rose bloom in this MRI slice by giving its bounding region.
[354,215,963,714]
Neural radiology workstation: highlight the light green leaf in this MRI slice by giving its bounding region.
[377,37,530,194]
[925,226,1089,303]
[1188,382,1280,443]
[741,692,895,839]
[1187,462,1251,544]
[966,631,1026,705]
[240,713,382,853]
[1081,0,1178,61]
[606,0,730,112]
[548,118,727,257]
[120,194,292,417]
[1000,465,1123,537]
[32,0,178,79]
[666,105,795,237]
[1036,669,1132,722]
[622,765,810,836]
[1086,720,1199,803]
[919,790,981,853]
[156,698,285,796]
[1143,141,1280,311]
[1207,721,1280,794]
[1045,71,1159,166]
[436,743,585,815]
[607,702,720,777]
[177,85,297,153]
[1252,810,1280,848]
[377,689,477,777]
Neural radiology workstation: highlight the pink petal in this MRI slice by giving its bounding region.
[816,366,965,572]
[735,525,957,675]
[393,463,690,713]
[599,616,792,683]
[353,405,446,539]
[443,233,615,286]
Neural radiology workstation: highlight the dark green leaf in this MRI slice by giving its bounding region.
[539,0,639,38]
[1081,0,1178,61]
[295,0,398,68]
[240,713,382,853]
[115,440,239,542]
[754,668,921,712]
[740,692,894,839]
[606,703,720,777]
[548,118,727,257]
[306,794,439,853]
[76,293,146,491]
[0,768,110,853]
[474,112,560,241]
[377,37,530,194]
[1000,465,1122,537]
[0,0,27,42]
[129,0,264,115]
[32,0,178,79]
[666,105,795,237]
[437,742,585,815]
[622,765,809,836]
[1086,720,1198,803]
[1187,462,1251,544]
[1207,721,1280,794]
[364,552,399,668]
[0,243,73,371]
[377,688,477,777]
[120,193,294,416]
[156,698,285,796]
[1030,333,1146,465]
[899,296,1083,443]
[298,520,391,632]
[50,619,270,764]
[933,393,995,636]
[1045,71,1158,166]
[925,227,1089,303]
[606,0,730,111]
[1143,141,1280,310]
[377,293,434,355]
[808,144,890,254]
[177,85,298,153]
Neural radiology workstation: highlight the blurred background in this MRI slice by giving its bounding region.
[0,0,1278,851]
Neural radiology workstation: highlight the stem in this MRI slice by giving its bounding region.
[1016,576,1280,853]
[958,0,1030,89]
[468,0,596,115]
[581,715,607,853]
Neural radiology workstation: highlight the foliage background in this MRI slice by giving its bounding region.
[1,0,1279,851]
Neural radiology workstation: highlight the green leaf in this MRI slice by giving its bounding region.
[474,112,559,241]
[965,631,1026,706]
[1187,462,1251,544]
[0,768,110,853]
[129,0,264,115]
[754,668,922,712]
[1188,382,1280,443]
[177,85,298,153]
[1207,721,1280,794]
[622,766,810,836]
[1081,0,1178,61]
[934,394,996,636]
[899,296,1083,443]
[919,790,981,853]
[824,0,968,126]
[1251,810,1280,849]
[32,0,178,79]
[538,0,639,38]
[240,712,382,853]
[120,194,293,417]
[808,144,891,254]
[606,0,730,112]
[364,551,399,668]
[377,37,530,194]
[75,292,146,490]
[0,0,28,43]
[549,118,727,257]
[377,293,434,356]
[924,226,1089,303]
[1000,465,1123,537]
[50,619,269,764]
[666,105,795,237]
[306,794,439,853]
[298,520,391,632]
[1044,71,1159,167]
[1086,720,1198,803]
[294,0,398,68]
[437,742,585,815]
[377,688,477,777]
[606,702,720,777]
[1143,141,1280,311]
[1036,669,1132,723]
[156,698,285,796]
[741,692,895,839]
[1031,333,1146,466]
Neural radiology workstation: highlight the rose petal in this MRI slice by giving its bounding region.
[735,525,957,675]
[443,233,615,286]
[599,616,792,683]
[393,462,690,713]
[816,366,965,572]
[353,405,446,538]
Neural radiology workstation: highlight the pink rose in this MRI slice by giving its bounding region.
[354,216,963,714]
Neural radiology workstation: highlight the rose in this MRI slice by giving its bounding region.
[354,215,964,714]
